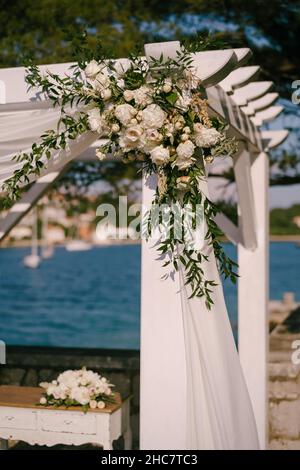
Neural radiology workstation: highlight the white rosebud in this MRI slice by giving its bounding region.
[84,60,101,79]
[97,401,106,409]
[111,123,120,133]
[96,149,106,161]
[183,126,191,134]
[175,121,184,130]
[150,145,170,166]
[130,118,138,125]
[40,397,47,405]
[181,133,189,141]
[124,90,134,102]
[89,400,97,409]
[163,83,172,93]
[101,88,112,100]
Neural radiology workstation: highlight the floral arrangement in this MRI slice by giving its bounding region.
[3,37,238,308]
[39,368,115,412]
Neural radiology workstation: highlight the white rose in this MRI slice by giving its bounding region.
[193,123,222,148]
[89,400,97,409]
[39,382,49,389]
[92,69,110,92]
[150,145,170,166]
[133,86,152,106]
[115,104,136,125]
[84,60,101,79]
[101,88,112,100]
[40,397,47,405]
[176,140,195,160]
[114,59,131,77]
[143,128,163,152]
[87,108,104,135]
[176,91,192,112]
[119,125,144,151]
[97,401,106,409]
[124,90,135,102]
[70,386,90,405]
[142,104,166,129]
[174,157,194,171]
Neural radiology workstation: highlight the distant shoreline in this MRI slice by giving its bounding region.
[1,235,300,249]
[0,239,141,249]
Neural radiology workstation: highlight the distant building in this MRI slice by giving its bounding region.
[10,226,32,240]
[45,226,65,243]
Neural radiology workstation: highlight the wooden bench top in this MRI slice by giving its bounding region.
[0,385,123,414]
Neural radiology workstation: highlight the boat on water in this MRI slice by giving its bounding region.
[23,253,40,269]
[65,240,92,252]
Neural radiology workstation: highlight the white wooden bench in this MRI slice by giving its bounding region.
[0,385,131,450]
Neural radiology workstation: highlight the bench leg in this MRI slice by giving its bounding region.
[124,427,132,450]
[0,439,8,450]
[102,440,113,450]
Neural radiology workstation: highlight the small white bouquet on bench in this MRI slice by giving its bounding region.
[39,367,115,412]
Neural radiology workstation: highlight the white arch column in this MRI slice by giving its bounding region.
[237,149,269,449]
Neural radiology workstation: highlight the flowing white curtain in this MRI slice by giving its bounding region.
[0,108,98,189]
[178,178,259,450]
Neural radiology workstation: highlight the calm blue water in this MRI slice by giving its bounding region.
[0,243,299,349]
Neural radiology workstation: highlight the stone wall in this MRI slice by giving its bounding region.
[0,346,140,449]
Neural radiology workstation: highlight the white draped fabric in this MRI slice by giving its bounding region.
[177,176,259,450]
[0,108,98,189]
[179,253,259,449]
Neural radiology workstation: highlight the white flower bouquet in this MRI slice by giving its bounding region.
[4,35,239,308]
[39,368,115,412]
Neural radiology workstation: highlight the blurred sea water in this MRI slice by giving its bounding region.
[0,242,299,349]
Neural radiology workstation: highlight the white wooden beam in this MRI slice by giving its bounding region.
[242,93,278,116]
[251,105,283,127]
[234,145,257,250]
[261,130,289,151]
[232,81,273,106]
[0,168,66,242]
[238,151,269,449]
[214,212,242,245]
[219,66,260,93]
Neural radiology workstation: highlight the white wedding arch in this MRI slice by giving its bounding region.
[0,41,288,450]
